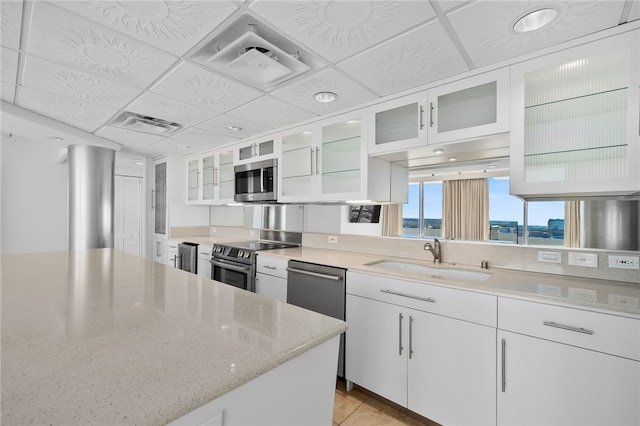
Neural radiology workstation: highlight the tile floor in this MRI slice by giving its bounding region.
[333,380,438,426]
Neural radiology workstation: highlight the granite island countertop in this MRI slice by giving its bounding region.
[1,249,346,425]
[260,246,640,318]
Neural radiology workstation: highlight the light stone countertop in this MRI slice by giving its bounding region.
[1,249,346,426]
[259,247,640,318]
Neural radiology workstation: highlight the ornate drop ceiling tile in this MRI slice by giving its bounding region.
[171,127,239,146]
[338,21,468,96]
[54,1,238,56]
[1,82,16,103]
[1,48,18,84]
[448,1,626,68]
[17,87,119,125]
[21,55,141,108]
[150,62,263,113]
[26,2,178,88]
[270,68,377,115]
[227,96,316,129]
[198,115,272,140]
[127,92,216,127]
[94,126,167,149]
[0,0,23,49]
[629,1,639,21]
[436,1,469,12]
[250,0,436,62]
[146,138,210,155]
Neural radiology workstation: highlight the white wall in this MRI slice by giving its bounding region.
[1,134,68,254]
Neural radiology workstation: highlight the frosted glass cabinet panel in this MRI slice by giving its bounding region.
[187,158,200,202]
[510,30,639,198]
[427,67,510,145]
[368,93,428,155]
[235,138,275,164]
[153,160,167,236]
[321,119,362,194]
[280,129,315,200]
[187,150,234,205]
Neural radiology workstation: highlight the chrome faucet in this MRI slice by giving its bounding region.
[424,238,441,264]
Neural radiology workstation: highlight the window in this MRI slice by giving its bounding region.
[403,176,567,245]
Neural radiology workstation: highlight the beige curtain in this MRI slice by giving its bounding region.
[442,178,489,241]
[382,204,403,237]
[564,201,581,247]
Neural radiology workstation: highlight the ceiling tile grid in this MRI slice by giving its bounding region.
[126,92,214,127]
[52,1,239,56]
[0,0,23,50]
[21,55,142,108]
[270,67,379,115]
[145,138,211,156]
[448,1,627,68]
[197,115,273,140]
[17,86,118,129]
[150,61,263,113]
[250,0,437,63]
[26,2,179,88]
[227,95,317,129]
[338,20,469,96]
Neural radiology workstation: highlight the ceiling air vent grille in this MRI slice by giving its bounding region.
[108,112,182,136]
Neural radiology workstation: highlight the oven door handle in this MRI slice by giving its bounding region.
[210,258,252,274]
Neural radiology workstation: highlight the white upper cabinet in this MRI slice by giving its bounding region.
[186,149,234,205]
[510,29,640,199]
[367,93,428,155]
[234,137,276,165]
[427,67,510,145]
[279,113,408,203]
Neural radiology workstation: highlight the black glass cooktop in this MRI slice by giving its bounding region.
[221,240,297,251]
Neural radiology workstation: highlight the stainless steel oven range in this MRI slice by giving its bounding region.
[210,234,300,292]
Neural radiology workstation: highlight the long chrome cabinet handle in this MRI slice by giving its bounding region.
[419,105,424,130]
[409,315,414,359]
[429,102,434,127]
[262,265,277,270]
[315,147,320,175]
[286,267,343,281]
[151,189,155,209]
[543,321,594,335]
[309,147,314,175]
[380,289,435,303]
[501,339,506,393]
[399,313,404,356]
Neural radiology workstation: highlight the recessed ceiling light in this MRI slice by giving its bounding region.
[133,160,143,165]
[176,144,191,150]
[487,165,497,169]
[436,169,445,173]
[313,91,337,103]
[226,126,243,132]
[48,136,64,141]
[448,157,457,162]
[433,148,445,154]
[513,8,558,33]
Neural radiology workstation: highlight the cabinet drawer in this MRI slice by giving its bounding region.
[256,255,288,279]
[347,271,496,327]
[499,297,640,360]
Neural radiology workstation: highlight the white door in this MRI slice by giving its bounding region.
[115,176,142,256]
[408,310,496,426]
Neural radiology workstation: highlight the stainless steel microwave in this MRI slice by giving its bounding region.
[234,158,277,203]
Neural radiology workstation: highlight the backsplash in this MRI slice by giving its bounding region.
[302,233,640,284]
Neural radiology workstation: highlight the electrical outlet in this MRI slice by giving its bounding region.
[608,255,639,270]
[211,227,217,233]
[568,252,598,268]
[537,251,562,263]
[249,230,256,237]
[568,287,598,302]
[328,235,338,244]
[608,294,640,309]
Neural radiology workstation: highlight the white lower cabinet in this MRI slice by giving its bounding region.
[497,297,640,426]
[255,255,288,302]
[346,271,497,426]
[197,244,212,279]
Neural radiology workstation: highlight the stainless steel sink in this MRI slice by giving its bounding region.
[365,260,491,282]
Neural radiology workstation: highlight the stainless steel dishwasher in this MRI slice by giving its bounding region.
[287,260,346,378]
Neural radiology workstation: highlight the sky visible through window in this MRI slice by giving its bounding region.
[404,178,564,226]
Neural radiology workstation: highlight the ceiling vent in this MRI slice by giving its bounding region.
[191,16,325,91]
[207,30,310,87]
[108,112,182,136]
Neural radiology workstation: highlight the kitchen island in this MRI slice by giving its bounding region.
[1,249,346,425]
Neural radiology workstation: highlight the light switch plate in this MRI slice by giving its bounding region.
[328,235,338,244]
[568,252,598,268]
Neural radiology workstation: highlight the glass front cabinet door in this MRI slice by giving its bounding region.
[199,150,234,204]
[426,67,510,145]
[510,30,639,198]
